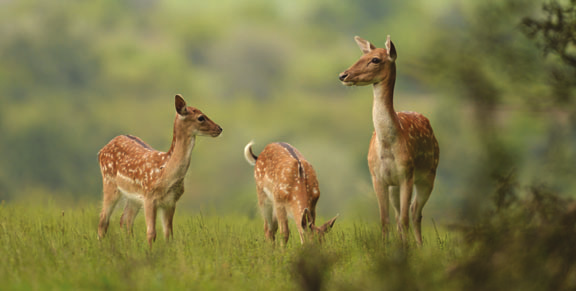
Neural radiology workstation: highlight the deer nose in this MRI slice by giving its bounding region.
[212,126,223,137]
[338,72,348,81]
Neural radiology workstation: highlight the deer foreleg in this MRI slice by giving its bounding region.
[398,176,414,243]
[372,176,391,240]
[144,199,157,247]
[161,206,176,240]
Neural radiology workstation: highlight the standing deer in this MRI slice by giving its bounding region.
[339,36,439,245]
[97,94,222,246]
[244,142,338,245]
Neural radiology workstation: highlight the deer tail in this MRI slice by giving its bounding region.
[244,141,258,166]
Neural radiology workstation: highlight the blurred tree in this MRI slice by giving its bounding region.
[0,0,391,212]
[417,0,576,222]
[520,0,576,195]
[523,0,576,70]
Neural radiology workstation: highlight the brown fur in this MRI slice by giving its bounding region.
[245,142,337,244]
[97,94,222,246]
[339,36,439,244]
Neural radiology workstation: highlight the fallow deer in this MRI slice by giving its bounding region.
[244,142,338,245]
[97,94,222,246]
[339,36,439,245]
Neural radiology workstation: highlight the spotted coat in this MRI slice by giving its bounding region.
[245,142,337,245]
[97,94,222,246]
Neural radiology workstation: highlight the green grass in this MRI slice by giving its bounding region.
[0,201,462,290]
[3,190,575,291]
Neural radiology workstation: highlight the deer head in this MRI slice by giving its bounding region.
[300,208,338,243]
[339,35,397,86]
[174,94,222,138]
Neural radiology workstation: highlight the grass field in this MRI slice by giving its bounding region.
[0,200,457,290]
[1,190,575,291]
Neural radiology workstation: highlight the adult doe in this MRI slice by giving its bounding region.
[339,36,439,245]
[244,142,338,245]
[97,94,222,246]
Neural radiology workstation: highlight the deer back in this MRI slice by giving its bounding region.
[254,143,320,220]
[98,135,168,194]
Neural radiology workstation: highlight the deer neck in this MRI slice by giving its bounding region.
[372,64,401,144]
[163,122,196,180]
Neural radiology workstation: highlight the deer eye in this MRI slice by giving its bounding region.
[371,57,381,64]
[197,115,205,122]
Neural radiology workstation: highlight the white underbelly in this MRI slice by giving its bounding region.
[118,187,146,204]
[378,162,402,186]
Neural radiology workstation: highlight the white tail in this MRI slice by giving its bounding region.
[97,94,222,246]
[339,36,439,245]
[244,142,338,245]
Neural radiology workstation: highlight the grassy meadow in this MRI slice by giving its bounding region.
[0,199,461,291]
[3,187,576,291]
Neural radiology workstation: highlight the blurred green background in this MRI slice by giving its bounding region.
[0,0,574,225]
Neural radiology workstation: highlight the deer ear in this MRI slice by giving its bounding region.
[320,214,338,232]
[385,35,397,61]
[301,209,309,229]
[301,208,314,229]
[175,94,188,116]
[307,210,314,228]
[354,36,375,54]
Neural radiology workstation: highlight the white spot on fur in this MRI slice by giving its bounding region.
[263,188,274,200]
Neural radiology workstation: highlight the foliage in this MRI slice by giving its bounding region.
[523,0,576,69]
[0,0,443,221]
[451,180,576,291]
[416,0,576,222]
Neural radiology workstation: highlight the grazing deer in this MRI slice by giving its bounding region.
[97,94,222,246]
[339,36,439,245]
[244,142,338,245]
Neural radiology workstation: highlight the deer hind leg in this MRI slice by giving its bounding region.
[264,217,279,242]
[412,178,434,246]
[160,206,176,241]
[258,187,277,242]
[98,181,121,239]
[372,175,391,239]
[119,199,140,235]
[276,206,290,245]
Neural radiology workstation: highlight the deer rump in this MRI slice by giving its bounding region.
[244,141,337,244]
